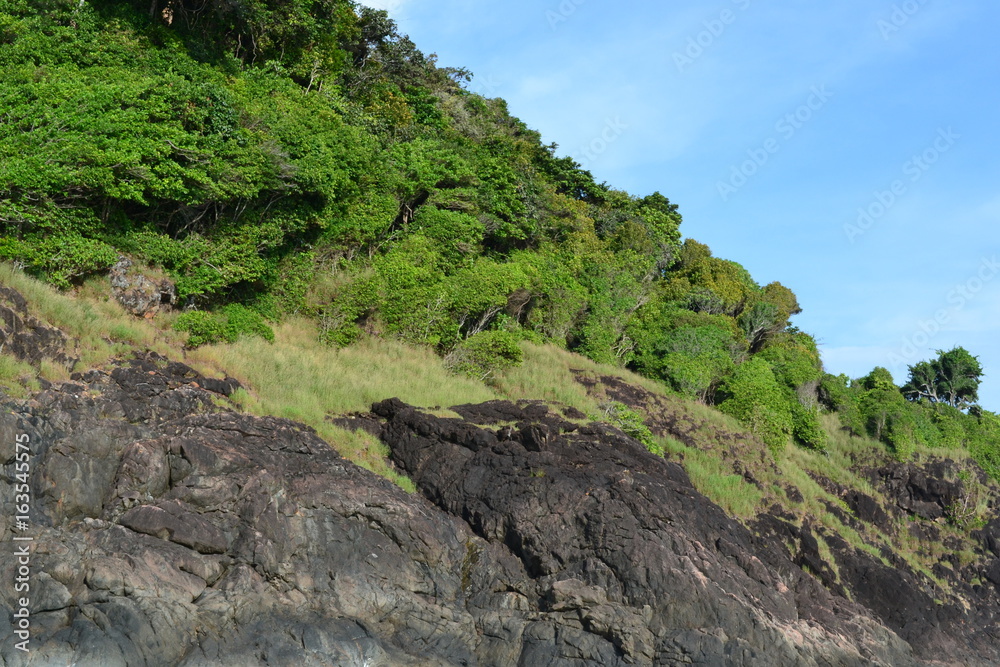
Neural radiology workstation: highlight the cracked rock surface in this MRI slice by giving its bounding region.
[1,355,997,665]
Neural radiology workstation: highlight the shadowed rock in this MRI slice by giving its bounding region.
[1,350,998,664]
[0,286,76,369]
[108,257,176,318]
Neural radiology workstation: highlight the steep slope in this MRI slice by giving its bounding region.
[1,5,999,662]
[2,282,1000,665]
[0,353,905,666]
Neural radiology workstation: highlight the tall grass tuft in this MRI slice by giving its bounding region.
[188,319,497,485]
[0,263,177,370]
[0,355,39,398]
[496,342,668,416]
[659,436,764,519]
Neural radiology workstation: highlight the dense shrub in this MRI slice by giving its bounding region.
[717,357,793,455]
[790,399,827,451]
[818,373,853,413]
[969,411,1000,482]
[222,304,275,343]
[318,277,379,348]
[444,330,523,380]
[848,368,916,460]
[758,332,822,390]
[174,305,274,348]
[630,323,737,401]
[174,311,227,348]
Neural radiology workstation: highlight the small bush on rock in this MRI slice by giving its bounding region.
[600,401,659,454]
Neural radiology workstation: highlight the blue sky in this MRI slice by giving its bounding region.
[364,0,1000,410]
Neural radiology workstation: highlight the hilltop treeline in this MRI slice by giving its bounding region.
[1,0,997,473]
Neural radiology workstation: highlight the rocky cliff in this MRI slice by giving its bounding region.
[0,288,999,665]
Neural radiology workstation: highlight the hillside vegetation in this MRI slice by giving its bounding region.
[1,0,999,543]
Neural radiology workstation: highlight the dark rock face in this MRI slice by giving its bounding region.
[2,363,487,666]
[1,360,997,665]
[0,287,76,369]
[372,398,915,666]
[873,461,964,520]
[977,517,1000,558]
[842,490,893,531]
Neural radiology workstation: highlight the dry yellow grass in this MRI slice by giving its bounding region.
[188,317,497,415]
[0,264,179,370]
[495,342,669,416]
[0,260,989,594]
[186,318,497,486]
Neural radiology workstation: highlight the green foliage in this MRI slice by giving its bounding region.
[629,312,737,401]
[717,357,793,455]
[668,240,759,316]
[600,401,658,454]
[445,330,523,381]
[968,410,1000,482]
[102,0,357,83]
[737,302,780,351]
[0,3,384,297]
[174,304,274,347]
[790,399,827,451]
[928,404,969,449]
[174,311,227,348]
[848,367,916,461]
[412,207,484,265]
[824,360,997,466]
[737,286,800,352]
[447,258,531,338]
[902,347,983,409]
[0,233,119,288]
[267,251,317,315]
[591,189,681,272]
[945,469,990,532]
[519,248,589,343]
[370,235,452,347]
[318,276,378,347]
[818,373,853,412]
[223,304,275,343]
[0,0,694,380]
[758,331,822,390]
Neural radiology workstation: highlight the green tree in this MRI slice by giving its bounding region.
[757,331,822,391]
[852,367,916,460]
[902,347,983,409]
[717,357,793,454]
[630,321,737,401]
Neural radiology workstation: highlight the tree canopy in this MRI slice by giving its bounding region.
[1,0,997,478]
[902,347,983,410]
